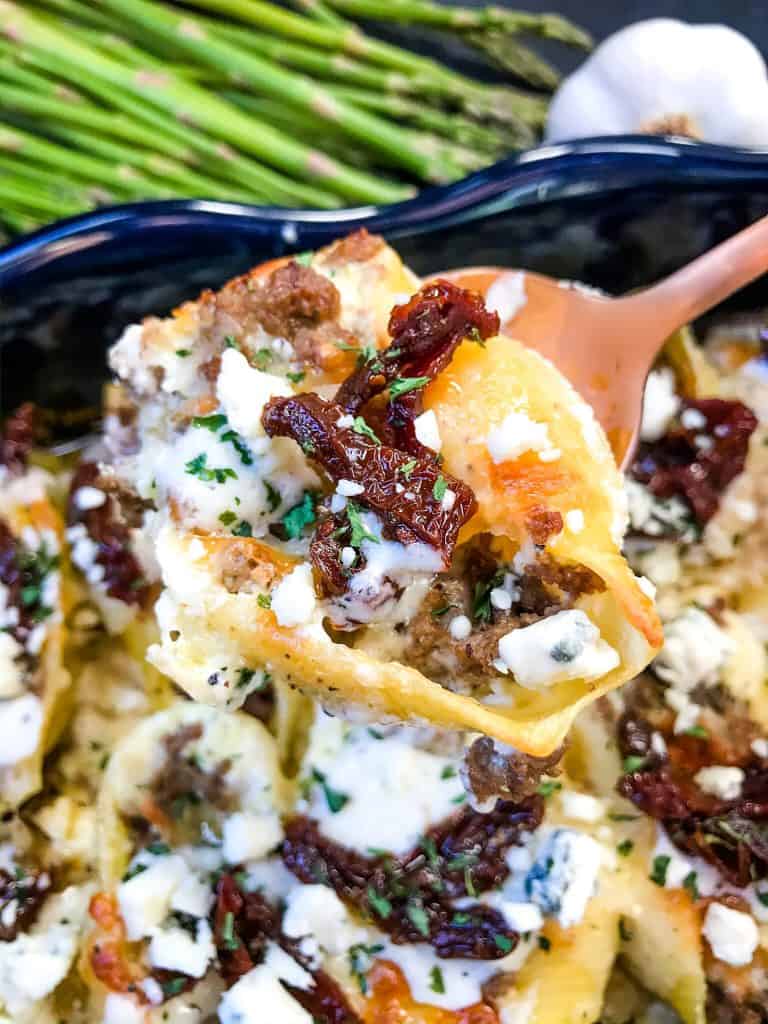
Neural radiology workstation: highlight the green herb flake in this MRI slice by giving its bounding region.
[252,348,273,371]
[683,871,699,900]
[312,768,349,814]
[280,492,316,540]
[538,935,551,951]
[264,480,281,513]
[441,764,457,780]
[452,912,471,926]
[218,510,237,526]
[493,934,513,953]
[352,416,380,445]
[429,966,445,994]
[406,901,430,937]
[367,886,392,919]
[224,335,239,349]
[348,942,383,995]
[232,520,252,537]
[616,839,634,857]
[146,842,171,856]
[684,725,709,739]
[756,890,768,907]
[537,780,562,798]
[432,475,448,502]
[221,911,239,950]
[468,326,486,347]
[256,594,272,610]
[347,502,379,549]
[390,376,431,399]
[294,251,313,267]
[184,452,237,484]
[622,755,646,774]
[192,413,227,432]
[236,668,256,689]
[650,854,671,887]
[161,977,186,998]
[221,429,253,466]
[175,348,191,357]
[464,865,476,898]
[399,459,417,479]
[286,370,306,385]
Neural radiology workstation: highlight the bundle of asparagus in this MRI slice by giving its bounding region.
[0,0,590,236]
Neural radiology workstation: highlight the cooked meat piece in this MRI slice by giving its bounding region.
[463,737,565,808]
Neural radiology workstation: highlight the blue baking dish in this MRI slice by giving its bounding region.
[2,135,768,418]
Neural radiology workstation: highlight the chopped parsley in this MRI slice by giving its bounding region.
[294,251,313,266]
[616,839,634,857]
[389,376,430,399]
[236,668,256,688]
[406,901,430,937]
[218,510,237,526]
[256,593,272,610]
[224,335,239,349]
[352,416,380,445]
[537,935,551,952]
[280,492,316,540]
[622,755,646,774]
[175,348,191,357]
[312,768,349,814]
[286,370,306,385]
[346,502,379,548]
[429,966,445,994]
[264,480,281,513]
[399,459,417,479]
[468,326,486,347]
[684,725,709,739]
[184,452,237,484]
[756,890,768,907]
[432,475,448,501]
[192,413,227,432]
[683,871,699,900]
[367,886,392,919]
[537,779,562,798]
[452,912,471,926]
[221,429,253,466]
[441,764,457,779]
[252,348,273,371]
[493,934,513,953]
[121,862,148,882]
[221,911,239,950]
[162,977,187,998]
[472,571,505,623]
[336,340,377,366]
[232,520,253,537]
[146,841,171,856]
[348,942,383,994]
[650,854,670,887]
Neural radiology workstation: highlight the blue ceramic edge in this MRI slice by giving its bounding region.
[4,135,768,285]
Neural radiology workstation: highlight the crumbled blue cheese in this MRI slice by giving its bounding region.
[301,715,464,855]
[702,902,759,966]
[413,410,443,452]
[522,828,601,928]
[640,368,681,442]
[486,410,559,464]
[271,563,318,628]
[653,608,731,692]
[448,614,472,641]
[694,765,744,800]
[558,790,605,823]
[282,884,365,966]
[117,853,191,940]
[222,810,284,864]
[218,961,314,1024]
[0,695,43,767]
[496,609,619,688]
[148,918,214,978]
[216,347,293,439]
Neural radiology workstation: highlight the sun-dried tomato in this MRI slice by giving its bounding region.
[335,280,498,454]
[67,461,151,608]
[282,797,542,960]
[0,403,39,477]
[262,393,475,558]
[630,398,757,528]
[212,875,362,1023]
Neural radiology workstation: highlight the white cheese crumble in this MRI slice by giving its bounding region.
[653,607,731,692]
[496,609,619,688]
[336,479,364,497]
[486,410,557,464]
[73,485,106,511]
[664,688,701,735]
[302,716,464,855]
[485,271,526,324]
[751,738,768,758]
[103,993,145,1024]
[148,918,214,978]
[496,901,543,933]
[449,614,472,641]
[0,695,43,766]
[282,885,365,966]
[340,546,356,568]
[117,854,190,940]
[222,810,284,864]
[521,828,602,928]
[0,633,24,700]
[218,961,313,1024]
[565,509,585,533]
[216,347,293,439]
[640,367,681,442]
[271,563,317,628]
[702,902,759,966]
[649,826,719,896]
[559,791,605,823]
[694,765,744,800]
[413,409,442,452]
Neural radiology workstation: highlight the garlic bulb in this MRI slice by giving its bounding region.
[546,18,768,147]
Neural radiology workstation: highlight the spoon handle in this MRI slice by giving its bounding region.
[620,212,768,339]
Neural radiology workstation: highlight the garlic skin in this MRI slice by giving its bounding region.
[546,19,768,148]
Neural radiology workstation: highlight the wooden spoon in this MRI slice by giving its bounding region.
[437,214,768,468]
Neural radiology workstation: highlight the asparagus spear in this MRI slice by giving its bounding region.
[0,171,91,218]
[0,3,412,204]
[0,151,122,204]
[290,0,346,25]
[10,43,333,207]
